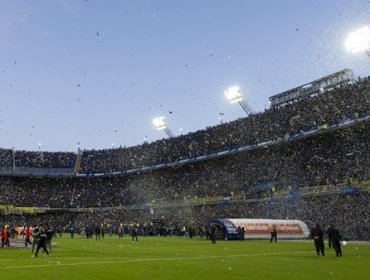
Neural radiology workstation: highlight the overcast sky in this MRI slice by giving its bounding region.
[0,0,369,152]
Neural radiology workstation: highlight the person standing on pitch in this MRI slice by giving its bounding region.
[33,223,49,258]
[209,224,216,244]
[270,224,277,243]
[31,225,39,253]
[3,226,10,247]
[1,225,7,247]
[330,224,342,257]
[95,224,101,241]
[131,224,138,242]
[311,223,325,256]
[45,223,54,252]
[326,224,333,248]
[24,225,32,248]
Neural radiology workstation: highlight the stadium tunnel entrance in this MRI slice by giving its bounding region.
[211,219,239,240]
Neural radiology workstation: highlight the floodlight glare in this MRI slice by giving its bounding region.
[345,26,370,53]
[225,86,243,104]
[224,86,255,116]
[152,116,167,130]
[152,116,174,138]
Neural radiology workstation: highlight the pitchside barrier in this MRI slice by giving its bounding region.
[211,218,310,240]
[9,239,27,249]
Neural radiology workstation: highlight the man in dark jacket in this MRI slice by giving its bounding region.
[33,223,49,258]
[311,223,325,256]
[45,224,54,252]
[330,225,342,257]
[326,224,334,248]
[131,224,138,242]
[209,224,216,244]
[95,225,101,241]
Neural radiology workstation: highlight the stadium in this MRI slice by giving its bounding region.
[1,67,369,279]
[1,2,370,279]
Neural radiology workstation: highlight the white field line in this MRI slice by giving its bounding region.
[1,251,312,270]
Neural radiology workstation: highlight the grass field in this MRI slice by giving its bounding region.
[0,235,369,280]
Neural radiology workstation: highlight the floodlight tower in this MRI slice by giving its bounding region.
[345,25,370,58]
[152,116,174,138]
[224,86,255,116]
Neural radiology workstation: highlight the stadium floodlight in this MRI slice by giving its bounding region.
[152,116,174,138]
[77,142,81,154]
[219,112,224,124]
[345,26,370,58]
[224,86,255,116]
[225,86,243,104]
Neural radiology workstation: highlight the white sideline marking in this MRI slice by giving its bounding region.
[1,251,312,270]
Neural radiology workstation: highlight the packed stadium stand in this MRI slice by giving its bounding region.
[0,74,369,240]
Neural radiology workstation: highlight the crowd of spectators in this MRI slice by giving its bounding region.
[0,149,75,169]
[78,76,370,173]
[0,122,367,208]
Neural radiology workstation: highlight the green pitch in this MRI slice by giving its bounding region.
[0,236,369,280]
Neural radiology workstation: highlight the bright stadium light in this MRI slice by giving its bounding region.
[225,86,243,104]
[345,26,370,57]
[152,116,174,138]
[152,116,167,130]
[224,86,255,116]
